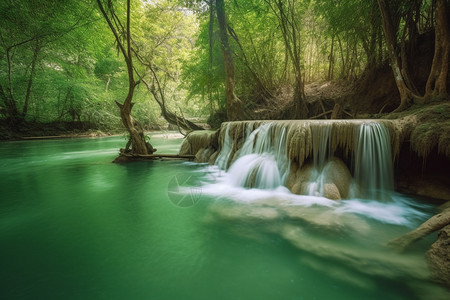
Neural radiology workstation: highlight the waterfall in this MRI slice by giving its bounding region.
[306,124,333,196]
[216,122,289,190]
[215,123,233,170]
[213,120,396,200]
[352,123,394,200]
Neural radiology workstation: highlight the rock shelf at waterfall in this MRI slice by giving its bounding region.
[180,119,404,201]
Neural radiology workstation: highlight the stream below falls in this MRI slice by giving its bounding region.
[0,133,448,299]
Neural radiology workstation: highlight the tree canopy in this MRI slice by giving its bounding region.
[0,0,448,137]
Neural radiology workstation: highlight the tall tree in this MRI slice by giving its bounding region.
[377,0,420,110]
[215,0,244,121]
[266,0,308,119]
[0,0,93,124]
[425,0,449,99]
[96,0,153,155]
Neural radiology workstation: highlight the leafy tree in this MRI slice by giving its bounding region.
[96,0,154,155]
[0,0,97,125]
[215,0,244,120]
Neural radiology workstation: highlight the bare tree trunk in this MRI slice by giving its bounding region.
[425,0,449,98]
[377,0,422,111]
[105,75,111,92]
[208,0,215,115]
[328,34,335,80]
[227,25,273,100]
[267,0,308,119]
[23,39,40,118]
[388,208,450,252]
[216,0,243,121]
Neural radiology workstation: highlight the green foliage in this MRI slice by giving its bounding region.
[181,12,226,112]
[0,0,440,133]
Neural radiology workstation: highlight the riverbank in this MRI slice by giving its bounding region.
[0,120,118,141]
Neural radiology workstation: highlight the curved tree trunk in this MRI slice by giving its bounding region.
[97,0,152,157]
[388,208,450,252]
[377,0,422,111]
[149,86,205,132]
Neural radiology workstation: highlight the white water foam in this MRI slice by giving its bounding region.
[195,165,431,227]
[188,121,431,226]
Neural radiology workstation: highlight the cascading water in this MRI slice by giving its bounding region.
[215,123,233,170]
[200,120,429,228]
[352,122,394,200]
[217,123,289,190]
[213,120,396,201]
[306,124,333,197]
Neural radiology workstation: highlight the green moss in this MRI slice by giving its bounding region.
[383,102,450,159]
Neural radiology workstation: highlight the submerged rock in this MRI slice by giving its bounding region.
[281,205,370,234]
[280,224,430,280]
[287,157,352,200]
[322,158,352,199]
[207,203,280,223]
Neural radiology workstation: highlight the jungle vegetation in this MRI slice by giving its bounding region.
[0,0,448,147]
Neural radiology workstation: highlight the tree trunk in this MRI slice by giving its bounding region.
[208,0,215,115]
[425,0,449,98]
[227,25,273,100]
[328,34,335,80]
[270,0,308,119]
[388,208,450,252]
[96,0,151,156]
[216,0,243,121]
[23,39,40,118]
[117,98,149,154]
[377,0,421,111]
[105,75,111,92]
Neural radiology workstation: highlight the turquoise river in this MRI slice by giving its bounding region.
[0,134,448,299]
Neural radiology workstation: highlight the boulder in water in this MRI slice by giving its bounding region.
[287,157,352,200]
[322,158,352,199]
[323,183,341,201]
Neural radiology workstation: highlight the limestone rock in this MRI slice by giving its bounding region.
[323,183,341,200]
[322,158,352,199]
[195,146,215,163]
[209,151,219,165]
[427,225,450,288]
[287,158,352,201]
[179,130,217,156]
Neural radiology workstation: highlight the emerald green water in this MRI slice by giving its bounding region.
[0,134,446,299]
